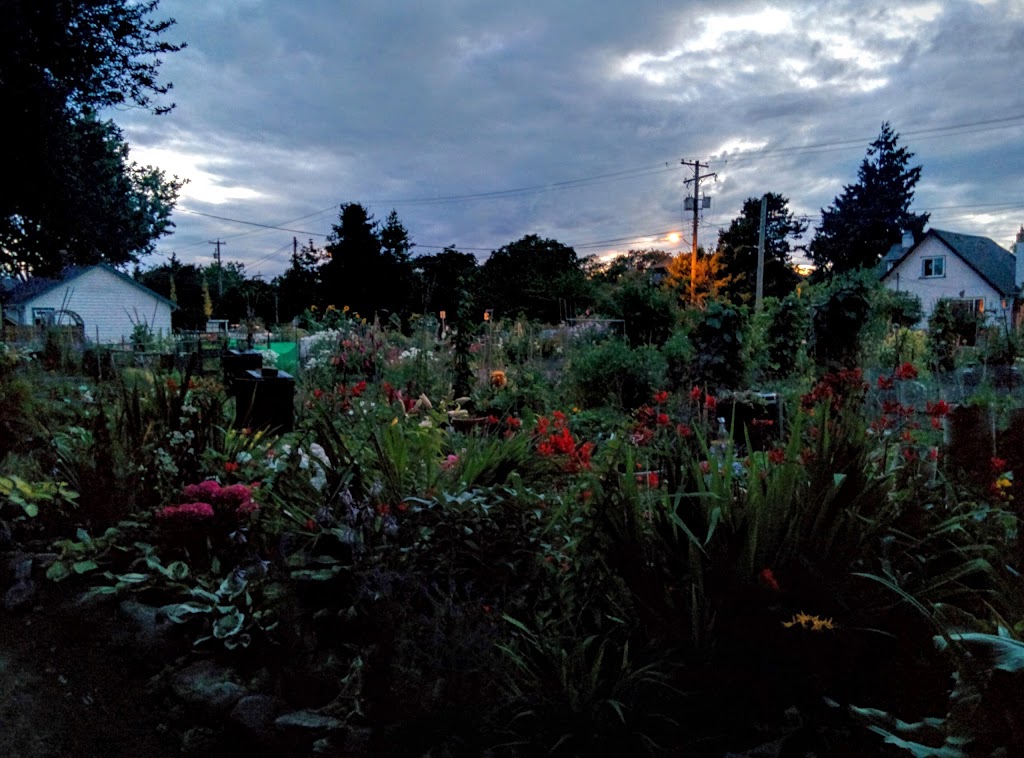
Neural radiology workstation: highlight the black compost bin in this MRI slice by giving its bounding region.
[222,349,263,394]
[234,368,294,432]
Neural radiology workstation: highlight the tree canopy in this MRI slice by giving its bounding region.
[480,235,589,323]
[0,0,185,276]
[809,123,928,275]
[716,193,805,303]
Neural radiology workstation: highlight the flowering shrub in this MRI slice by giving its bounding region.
[533,411,594,474]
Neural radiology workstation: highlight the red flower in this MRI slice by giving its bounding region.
[902,446,919,463]
[352,380,368,397]
[690,386,702,401]
[656,412,670,426]
[877,375,895,390]
[930,417,942,430]
[224,461,240,474]
[928,448,940,461]
[313,388,324,400]
[304,518,317,531]
[894,362,918,380]
[704,394,717,412]
[768,448,786,465]
[506,416,522,430]
[166,378,179,393]
[375,503,392,516]
[653,390,670,404]
[926,400,951,417]
[486,415,500,425]
[636,471,659,488]
[759,568,781,592]
[676,423,693,438]
[991,457,1008,473]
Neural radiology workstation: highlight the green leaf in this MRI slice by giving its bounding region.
[46,562,71,582]
[115,572,149,583]
[213,608,245,639]
[166,602,213,624]
[72,560,99,574]
[22,503,39,518]
[833,473,847,487]
[166,561,190,581]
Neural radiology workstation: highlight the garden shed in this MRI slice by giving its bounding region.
[0,264,176,344]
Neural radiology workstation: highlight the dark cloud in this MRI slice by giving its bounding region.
[115,0,1024,275]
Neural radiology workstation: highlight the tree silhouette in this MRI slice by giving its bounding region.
[810,123,928,275]
[717,193,805,303]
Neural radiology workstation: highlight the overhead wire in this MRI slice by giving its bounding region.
[159,112,1024,268]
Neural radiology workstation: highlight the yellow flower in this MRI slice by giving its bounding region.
[811,616,835,631]
[391,417,399,426]
[490,370,508,389]
[326,304,336,312]
[781,611,836,632]
[310,305,318,312]
[343,305,350,313]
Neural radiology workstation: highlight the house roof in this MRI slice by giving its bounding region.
[0,264,177,311]
[880,228,1018,298]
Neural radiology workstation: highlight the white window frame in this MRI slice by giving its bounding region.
[32,307,55,326]
[921,256,945,278]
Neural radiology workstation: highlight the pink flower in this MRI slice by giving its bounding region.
[219,483,253,506]
[156,502,215,522]
[441,454,459,471]
[236,500,260,518]
[182,480,222,503]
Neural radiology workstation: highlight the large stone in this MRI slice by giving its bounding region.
[171,659,247,715]
[274,709,344,745]
[230,694,283,739]
[111,600,178,658]
[2,579,37,612]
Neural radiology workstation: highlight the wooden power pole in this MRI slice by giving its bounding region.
[681,159,716,305]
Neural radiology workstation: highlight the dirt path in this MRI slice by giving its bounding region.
[0,610,179,758]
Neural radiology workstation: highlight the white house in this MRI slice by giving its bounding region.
[879,228,1022,328]
[1,264,176,344]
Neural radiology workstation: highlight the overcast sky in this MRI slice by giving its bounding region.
[116,0,1024,278]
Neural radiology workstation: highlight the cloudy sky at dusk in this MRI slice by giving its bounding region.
[117,0,1024,278]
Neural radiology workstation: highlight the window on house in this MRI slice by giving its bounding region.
[950,298,985,316]
[32,307,54,326]
[921,257,945,277]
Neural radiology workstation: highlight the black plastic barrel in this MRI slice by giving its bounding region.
[234,368,295,432]
[222,349,263,394]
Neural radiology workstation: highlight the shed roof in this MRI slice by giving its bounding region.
[0,264,177,310]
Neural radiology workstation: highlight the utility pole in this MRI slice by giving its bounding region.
[682,159,717,305]
[209,239,226,298]
[755,194,768,312]
[292,236,298,267]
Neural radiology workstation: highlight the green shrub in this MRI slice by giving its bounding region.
[811,272,873,370]
[565,339,667,410]
[690,300,747,390]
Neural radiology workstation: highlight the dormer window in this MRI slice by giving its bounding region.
[921,256,945,278]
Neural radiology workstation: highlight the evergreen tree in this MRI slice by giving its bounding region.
[274,238,322,321]
[319,203,381,317]
[716,193,805,303]
[810,123,928,275]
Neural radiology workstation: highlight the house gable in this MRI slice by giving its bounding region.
[881,233,1011,326]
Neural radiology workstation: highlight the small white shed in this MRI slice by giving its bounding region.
[1,264,176,344]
